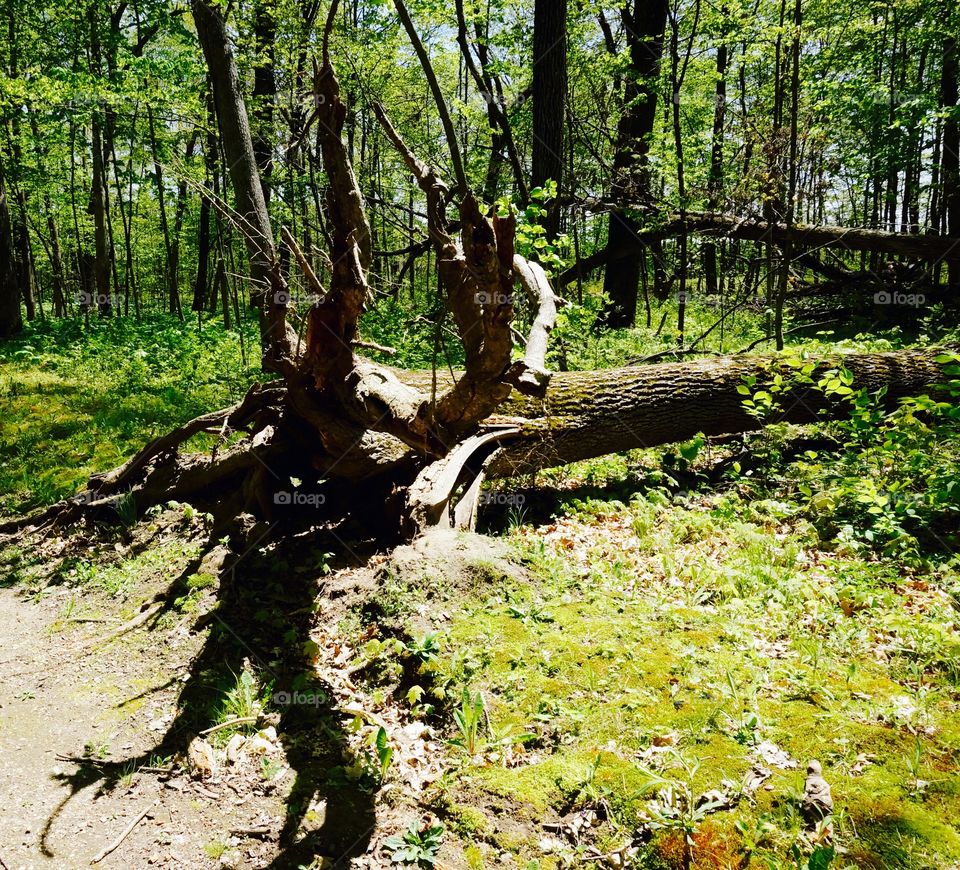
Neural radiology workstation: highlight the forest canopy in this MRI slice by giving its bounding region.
[0,0,957,337]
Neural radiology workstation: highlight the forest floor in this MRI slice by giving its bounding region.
[2,315,960,869]
[0,512,295,868]
[3,474,960,869]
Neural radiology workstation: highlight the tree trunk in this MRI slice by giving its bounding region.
[193,143,213,313]
[479,349,946,476]
[531,0,566,238]
[597,0,670,328]
[0,153,23,337]
[251,1,277,206]
[941,36,959,294]
[193,0,288,358]
[5,0,35,321]
[30,115,68,317]
[88,6,112,316]
[703,40,728,297]
[169,130,199,320]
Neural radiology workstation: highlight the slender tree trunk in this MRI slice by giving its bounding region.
[941,35,959,294]
[193,125,215,312]
[703,34,728,298]
[31,108,68,316]
[192,0,288,360]
[774,0,801,350]
[669,0,700,345]
[0,153,23,336]
[169,130,199,320]
[6,0,35,320]
[251,2,276,207]
[146,105,177,317]
[88,6,112,316]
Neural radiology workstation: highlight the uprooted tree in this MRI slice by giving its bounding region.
[1,0,952,543]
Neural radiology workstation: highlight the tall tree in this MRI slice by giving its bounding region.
[88,4,112,315]
[597,0,669,329]
[941,34,959,294]
[531,0,567,238]
[192,0,288,358]
[251,1,277,205]
[0,153,22,336]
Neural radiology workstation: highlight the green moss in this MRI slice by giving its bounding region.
[447,803,493,838]
[428,488,960,865]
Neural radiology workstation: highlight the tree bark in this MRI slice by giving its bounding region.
[703,39,728,297]
[531,0,566,237]
[597,0,669,328]
[478,349,945,475]
[193,0,290,363]
[193,97,216,313]
[941,36,959,294]
[0,152,23,337]
[88,6,112,316]
[251,1,276,205]
[6,0,36,321]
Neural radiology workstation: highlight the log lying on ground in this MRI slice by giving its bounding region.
[397,349,947,478]
[558,208,960,287]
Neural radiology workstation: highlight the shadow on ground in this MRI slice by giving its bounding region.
[39,513,388,868]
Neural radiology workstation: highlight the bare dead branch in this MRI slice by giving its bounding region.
[508,254,558,395]
[392,0,469,195]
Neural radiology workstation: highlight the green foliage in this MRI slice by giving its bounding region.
[496,181,571,276]
[0,315,260,514]
[383,822,445,866]
[450,688,486,756]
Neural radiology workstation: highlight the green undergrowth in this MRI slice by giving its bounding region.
[0,314,261,515]
[412,478,960,867]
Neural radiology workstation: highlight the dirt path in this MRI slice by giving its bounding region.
[0,585,288,869]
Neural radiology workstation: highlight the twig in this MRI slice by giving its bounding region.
[231,825,274,838]
[78,601,164,651]
[92,800,157,864]
[280,225,327,301]
[737,319,837,353]
[351,339,397,355]
[199,716,258,736]
[192,783,220,800]
[67,616,119,624]
[392,0,468,194]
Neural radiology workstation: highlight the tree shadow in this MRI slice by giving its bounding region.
[39,513,387,867]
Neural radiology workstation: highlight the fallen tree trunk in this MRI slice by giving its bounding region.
[0,345,947,537]
[485,348,944,476]
[390,349,945,480]
[558,207,960,288]
[3,9,952,544]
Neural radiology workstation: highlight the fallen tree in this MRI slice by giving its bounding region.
[557,205,960,288]
[1,0,952,544]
